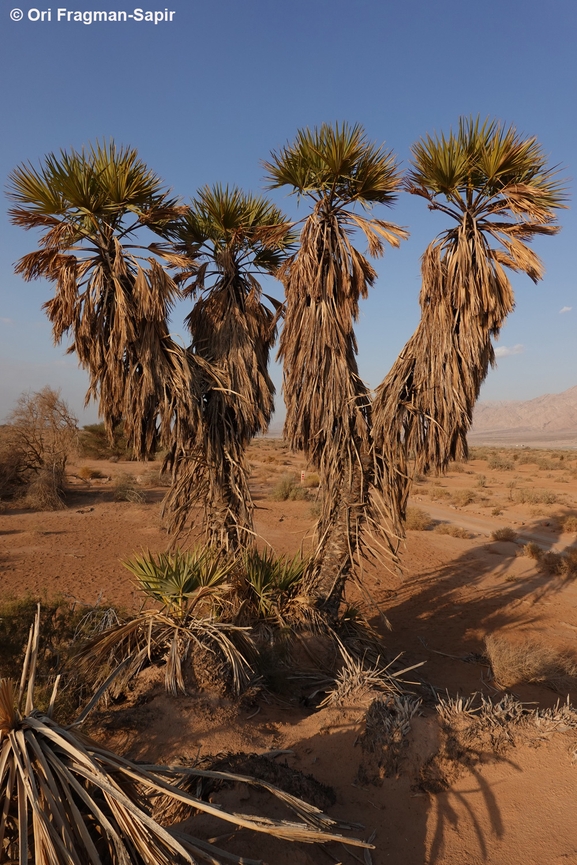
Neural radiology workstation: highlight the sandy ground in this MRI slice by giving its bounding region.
[1,441,577,864]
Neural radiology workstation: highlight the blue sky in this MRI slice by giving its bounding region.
[0,0,575,425]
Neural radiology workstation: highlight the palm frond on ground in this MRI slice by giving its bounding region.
[372,118,566,520]
[0,608,373,863]
[264,123,408,615]
[8,140,209,460]
[161,185,293,548]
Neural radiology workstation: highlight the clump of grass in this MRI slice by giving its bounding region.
[78,466,105,480]
[539,551,566,576]
[140,467,172,487]
[21,467,66,511]
[270,473,309,501]
[523,541,542,559]
[514,488,558,505]
[452,488,476,507]
[113,472,145,503]
[491,527,517,542]
[491,507,503,516]
[450,461,466,473]
[488,455,513,471]
[303,472,320,488]
[405,507,433,531]
[561,515,577,533]
[485,633,577,690]
[434,524,471,539]
[428,485,450,501]
[476,474,487,488]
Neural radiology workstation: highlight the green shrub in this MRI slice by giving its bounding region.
[270,474,309,501]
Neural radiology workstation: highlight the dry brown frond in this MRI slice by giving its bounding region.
[1,608,373,863]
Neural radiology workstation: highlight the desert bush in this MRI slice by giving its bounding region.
[491,527,517,542]
[77,421,131,460]
[450,461,466,473]
[428,485,451,501]
[405,507,433,531]
[113,472,145,503]
[2,387,77,507]
[476,474,487,488]
[434,524,471,539]
[78,465,105,480]
[514,488,558,505]
[561,515,577,533]
[303,472,320,488]
[140,467,172,487]
[485,633,577,690]
[488,454,514,470]
[452,488,477,507]
[523,541,542,559]
[270,473,309,501]
[539,551,566,576]
[491,507,503,516]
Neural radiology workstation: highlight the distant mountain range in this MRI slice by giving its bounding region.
[265,385,577,447]
[469,385,577,447]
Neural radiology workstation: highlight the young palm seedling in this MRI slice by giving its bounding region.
[0,608,374,863]
[80,546,254,695]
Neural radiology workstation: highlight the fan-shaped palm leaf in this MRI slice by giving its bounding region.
[372,117,566,520]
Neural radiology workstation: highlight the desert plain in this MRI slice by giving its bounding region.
[1,439,577,865]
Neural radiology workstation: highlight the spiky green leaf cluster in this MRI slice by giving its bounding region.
[8,139,179,239]
[407,116,566,221]
[123,547,234,614]
[241,548,309,618]
[264,121,402,208]
[171,184,294,277]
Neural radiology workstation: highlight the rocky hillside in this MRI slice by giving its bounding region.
[470,385,577,446]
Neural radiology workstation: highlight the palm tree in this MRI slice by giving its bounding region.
[264,122,408,617]
[161,185,293,549]
[7,140,206,460]
[372,117,566,518]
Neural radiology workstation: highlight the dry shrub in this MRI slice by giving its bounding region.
[539,551,566,576]
[491,526,517,542]
[562,515,577,533]
[140,467,172,487]
[428,485,451,501]
[303,472,320,488]
[485,633,577,690]
[270,473,309,501]
[113,472,145,503]
[405,506,433,531]
[2,387,77,508]
[491,507,503,516]
[434,524,471,539]
[523,541,542,559]
[21,467,66,511]
[78,466,105,480]
[514,488,558,505]
[488,454,513,470]
[450,461,466,473]
[452,488,476,507]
